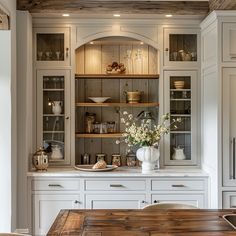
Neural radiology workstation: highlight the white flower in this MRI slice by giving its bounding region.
[121,118,125,123]
[128,114,133,120]
[115,140,120,144]
[123,111,128,115]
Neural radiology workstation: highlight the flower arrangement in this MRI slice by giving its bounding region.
[116,111,181,148]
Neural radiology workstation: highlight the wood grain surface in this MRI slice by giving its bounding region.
[47,209,236,236]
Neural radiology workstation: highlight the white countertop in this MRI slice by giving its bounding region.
[27,167,209,178]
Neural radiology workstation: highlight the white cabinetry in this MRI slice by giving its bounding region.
[164,28,199,67]
[222,23,236,62]
[222,68,236,186]
[33,194,80,236]
[34,27,70,67]
[36,69,71,165]
[223,192,236,209]
[163,71,198,166]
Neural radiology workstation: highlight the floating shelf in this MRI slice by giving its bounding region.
[75,102,159,107]
[75,133,122,138]
[75,74,159,79]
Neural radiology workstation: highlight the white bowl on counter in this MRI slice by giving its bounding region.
[88,97,111,103]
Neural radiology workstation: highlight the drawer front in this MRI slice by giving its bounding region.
[85,180,146,191]
[223,192,236,209]
[151,179,204,191]
[32,179,80,191]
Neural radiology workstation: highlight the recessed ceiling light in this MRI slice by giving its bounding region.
[62,14,70,17]
[165,14,173,18]
[140,42,144,45]
[90,42,94,45]
[113,14,120,17]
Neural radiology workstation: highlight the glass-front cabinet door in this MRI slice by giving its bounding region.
[164,28,199,67]
[34,28,70,67]
[37,70,71,165]
[163,71,197,166]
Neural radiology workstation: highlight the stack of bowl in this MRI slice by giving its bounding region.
[174,81,185,89]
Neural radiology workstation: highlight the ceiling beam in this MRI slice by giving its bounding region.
[209,0,236,11]
[17,1,209,15]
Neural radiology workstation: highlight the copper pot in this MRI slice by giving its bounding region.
[124,91,143,103]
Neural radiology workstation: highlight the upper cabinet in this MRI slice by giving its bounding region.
[34,27,70,67]
[164,28,200,67]
[222,23,236,62]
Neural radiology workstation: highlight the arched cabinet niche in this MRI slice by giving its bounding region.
[74,36,159,165]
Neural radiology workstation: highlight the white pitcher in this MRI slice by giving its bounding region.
[51,145,63,159]
[172,146,186,160]
[52,101,62,115]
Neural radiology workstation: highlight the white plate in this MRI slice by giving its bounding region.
[74,164,118,172]
[88,97,111,103]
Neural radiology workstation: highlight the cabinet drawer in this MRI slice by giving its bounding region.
[32,179,80,191]
[85,180,146,191]
[151,179,204,191]
[223,192,236,209]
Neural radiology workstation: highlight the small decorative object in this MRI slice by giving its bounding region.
[117,112,181,173]
[55,51,60,60]
[99,122,107,134]
[85,112,96,133]
[174,81,185,89]
[124,91,143,103]
[74,164,118,172]
[37,51,43,61]
[182,91,188,99]
[96,153,106,162]
[93,160,107,169]
[82,153,90,164]
[107,121,116,133]
[106,61,126,74]
[126,50,133,74]
[93,122,101,134]
[111,154,121,166]
[172,146,186,160]
[51,144,63,159]
[126,152,136,167]
[52,101,62,115]
[88,97,111,103]
[32,147,49,171]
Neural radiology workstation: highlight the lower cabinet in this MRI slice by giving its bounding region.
[223,192,236,209]
[85,194,146,209]
[151,194,204,208]
[33,194,81,236]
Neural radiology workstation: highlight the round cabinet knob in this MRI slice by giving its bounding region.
[153,200,159,203]
[66,116,69,120]
[165,48,169,52]
[74,200,80,204]
[141,200,146,204]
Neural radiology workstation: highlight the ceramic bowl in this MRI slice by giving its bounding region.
[88,97,111,103]
[174,81,185,89]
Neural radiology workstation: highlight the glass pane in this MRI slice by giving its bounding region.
[169,75,191,161]
[42,75,65,161]
[169,34,197,62]
[37,33,64,61]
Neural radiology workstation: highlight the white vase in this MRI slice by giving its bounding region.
[136,146,160,174]
[52,101,62,115]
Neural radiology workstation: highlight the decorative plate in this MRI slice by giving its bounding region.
[74,164,118,172]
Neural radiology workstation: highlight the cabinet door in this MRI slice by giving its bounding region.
[151,194,204,208]
[34,27,70,67]
[163,71,198,166]
[223,68,236,186]
[86,194,146,209]
[164,28,199,67]
[33,194,80,236]
[222,23,236,62]
[37,70,71,166]
[223,192,236,209]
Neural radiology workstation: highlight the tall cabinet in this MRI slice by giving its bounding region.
[201,11,236,208]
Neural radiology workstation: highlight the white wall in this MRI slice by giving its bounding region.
[0,0,17,232]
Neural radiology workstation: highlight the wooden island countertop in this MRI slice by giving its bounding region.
[47,209,236,236]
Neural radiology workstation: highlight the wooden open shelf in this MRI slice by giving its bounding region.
[75,133,122,138]
[75,102,159,107]
[75,74,159,79]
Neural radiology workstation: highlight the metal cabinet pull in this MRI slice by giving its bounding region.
[66,48,69,58]
[165,48,169,52]
[48,184,62,187]
[110,184,123,187]
[153,200,159,203]
[233,138,235,179]
[230,205,236,208]
[231,57,236,59]
[141,200,147,204]
[172,184,185,187]
[74,200,80,204]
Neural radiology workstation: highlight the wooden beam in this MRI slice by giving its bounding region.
[17,1,209,15]
[209,0,236,11]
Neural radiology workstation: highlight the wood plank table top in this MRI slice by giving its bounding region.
[47,209,236,236]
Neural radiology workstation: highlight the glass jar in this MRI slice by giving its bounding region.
[85,112,96,133]
[111,154,121,166]
[93,122,100,134]
[107,121,116,133]
[126,152,136,167]
[96,153,106,162]
[100,122,107,134]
